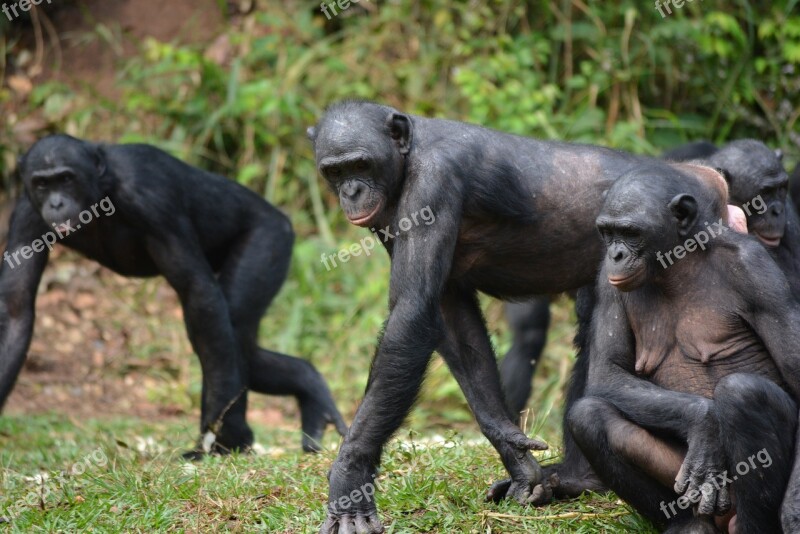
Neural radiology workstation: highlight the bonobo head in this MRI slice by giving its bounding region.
[19,135,107,230]
[308,101,412,227]
[706,140,787,248]
[596,163,728,292]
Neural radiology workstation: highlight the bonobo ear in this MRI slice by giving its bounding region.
[775,149,784,162]
[386,112,412,155]
[306,126,317,142]
[714,167,732,185]
[92,145,107,177]
[668,194,699,238]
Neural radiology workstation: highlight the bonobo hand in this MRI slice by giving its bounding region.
[320,454,384,534]
[485,430,551,505]
[674,415,731,516]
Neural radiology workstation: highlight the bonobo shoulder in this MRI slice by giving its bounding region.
[722,234,792,301]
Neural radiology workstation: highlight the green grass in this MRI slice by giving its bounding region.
[0,236,658,532]
[0,414,655,533]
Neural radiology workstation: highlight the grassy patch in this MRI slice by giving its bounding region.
[0,415,655,533]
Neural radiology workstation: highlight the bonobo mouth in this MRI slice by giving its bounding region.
[755,233,781,248]
[347,202,383,227]
[608,270,644,291]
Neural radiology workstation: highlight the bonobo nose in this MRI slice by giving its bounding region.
[609,245,626,263]
[342,181,364,201]
[50,198,64,209]
[772,203,783,216]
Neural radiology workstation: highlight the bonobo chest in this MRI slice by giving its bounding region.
[625,292,783,398]
[60,218,160,277]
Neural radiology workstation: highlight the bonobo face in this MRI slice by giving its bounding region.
[309,102,412,228]
[20,135,105,231]
[597,166,704,292]
[709,140,787,248]
[596,197,656,292]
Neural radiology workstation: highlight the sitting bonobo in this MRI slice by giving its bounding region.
[568,161,800,533]
[0,135,346,456]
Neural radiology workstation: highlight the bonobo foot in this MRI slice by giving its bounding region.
[300,382,349,453]
[319,511,384,534]
[486,431,551,504]
[182,422,254,460]
[320,453,384,534]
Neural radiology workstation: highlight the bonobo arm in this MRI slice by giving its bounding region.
[0,196,50,409]
[144,221,249,446]
[736,242,800,397]
[587,279,729,515]
[321,164,462,533]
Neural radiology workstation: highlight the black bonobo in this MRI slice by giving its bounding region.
[569,161,800,533]
[306,100,681,533]
[0,135,346,456]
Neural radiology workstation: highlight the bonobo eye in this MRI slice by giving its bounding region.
[33,178,47,190]
[353,159,369,172]
[325,166,342,179]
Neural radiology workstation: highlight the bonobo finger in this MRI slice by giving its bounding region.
[674,463,689,494]
[522,437,549,451]
[486,478,512,502]
[715,484,731,515]
[513,483,531,504]
[319,515,338,534]
[527,483,552,505]
[339,515,354,534]
[696,483,717,516]
[366,513,384,533]
[354,514,384,534]
[508,433,548,451]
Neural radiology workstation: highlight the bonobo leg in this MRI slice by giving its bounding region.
[218,213,346,452]
[570,374,795,532]
[492,287,605,503]
[714,374,795,533]
[499,298,550,421]
[438,289,550,504]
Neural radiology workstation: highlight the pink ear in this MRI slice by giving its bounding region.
[727,205,748,234]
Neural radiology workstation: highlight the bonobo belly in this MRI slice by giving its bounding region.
[645,349,785,399]
[62,227,160,277]
[452,223,604,297]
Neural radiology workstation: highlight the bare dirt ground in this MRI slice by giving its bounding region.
[4,0,293,431]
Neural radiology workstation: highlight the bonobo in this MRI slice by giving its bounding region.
[569,161,800,533]
[666,140,800,301]
[0,135,346,456]
[495,142,753,425]
[307,100,668,533]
